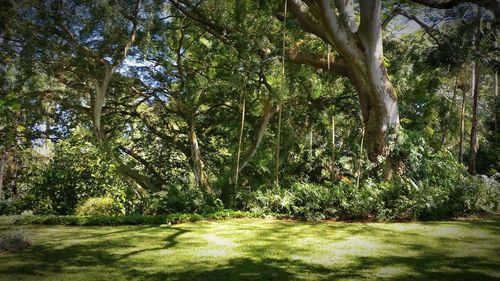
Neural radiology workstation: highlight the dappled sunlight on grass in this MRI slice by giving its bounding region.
[373,265,417,279]
[0,217,499,280]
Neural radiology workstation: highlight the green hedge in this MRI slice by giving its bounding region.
[0,211,266,226]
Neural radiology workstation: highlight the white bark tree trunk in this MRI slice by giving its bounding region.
[288,0,400,176]
[188,119,212,194]
[93,64,113,141]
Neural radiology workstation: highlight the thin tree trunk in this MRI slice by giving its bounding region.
[309,124,313,159]
[275,0,287,185]
[356,127,365,190]
[468,60,480,174]
[238,100,278,173]
[440,74,459,148]
[330,114,336,182]
[234,96,246,191]
[468,7,483,174]
[0,151,7,202]
[495,46,499,171]
[459,87,467,163]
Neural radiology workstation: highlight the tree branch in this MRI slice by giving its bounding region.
[334,0,357,32]
[397,10,443,45]
[382,2,403,29]
[112,0,141,71]
[286,40,348,75]
[57,22,106,65]
[410,0,500,18]
[169,0,230,43]
[286,0,329,42]
[118,144,166,189]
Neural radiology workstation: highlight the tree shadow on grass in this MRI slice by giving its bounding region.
[0,218,498,280]
[123,255,499,281]
[0,225,190,278]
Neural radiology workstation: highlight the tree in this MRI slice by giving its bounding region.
[284,0,500,176]
[285,0,398,177]
[168,0,499,177]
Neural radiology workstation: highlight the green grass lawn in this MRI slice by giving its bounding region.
[0,217,499,281]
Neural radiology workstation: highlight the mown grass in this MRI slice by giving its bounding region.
[0,217,499,280]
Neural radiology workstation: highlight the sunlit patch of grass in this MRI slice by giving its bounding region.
[373,265,417,279]
[0,217,498,280]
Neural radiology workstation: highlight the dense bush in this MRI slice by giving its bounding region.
[18,127,130,215]
[2,127,497,222]
[75,197,124,216]
[143,185,224,215]
[236,173,499,221]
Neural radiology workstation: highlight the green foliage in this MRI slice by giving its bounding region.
[0,211,262,226]
[75,197,124,216]
[144,186,223,215]
[1,0,498,223]
[23,127,129,215]
[235,140,500,221]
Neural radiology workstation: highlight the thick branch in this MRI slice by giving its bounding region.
[359,0,382,54]
[239,99,278,173]
[334,0,357,32]
[112,0,141,71]
[118,144,166,190]
[286,40,348,75]
[286,0,329,42]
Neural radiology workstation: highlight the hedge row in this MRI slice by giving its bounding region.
[0,210,269,226]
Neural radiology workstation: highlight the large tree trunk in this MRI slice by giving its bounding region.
[351,1,400,170]
[348,66,399,165]
[287,0,399,177]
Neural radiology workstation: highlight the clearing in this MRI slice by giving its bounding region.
[0,217,499,280]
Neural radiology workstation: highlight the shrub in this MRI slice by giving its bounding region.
[0,210,263,226]
[235,170,499,221]
[0,228,32,253]
[144,186,223,215]
[75,197,124,216]
[23,127,129,215]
